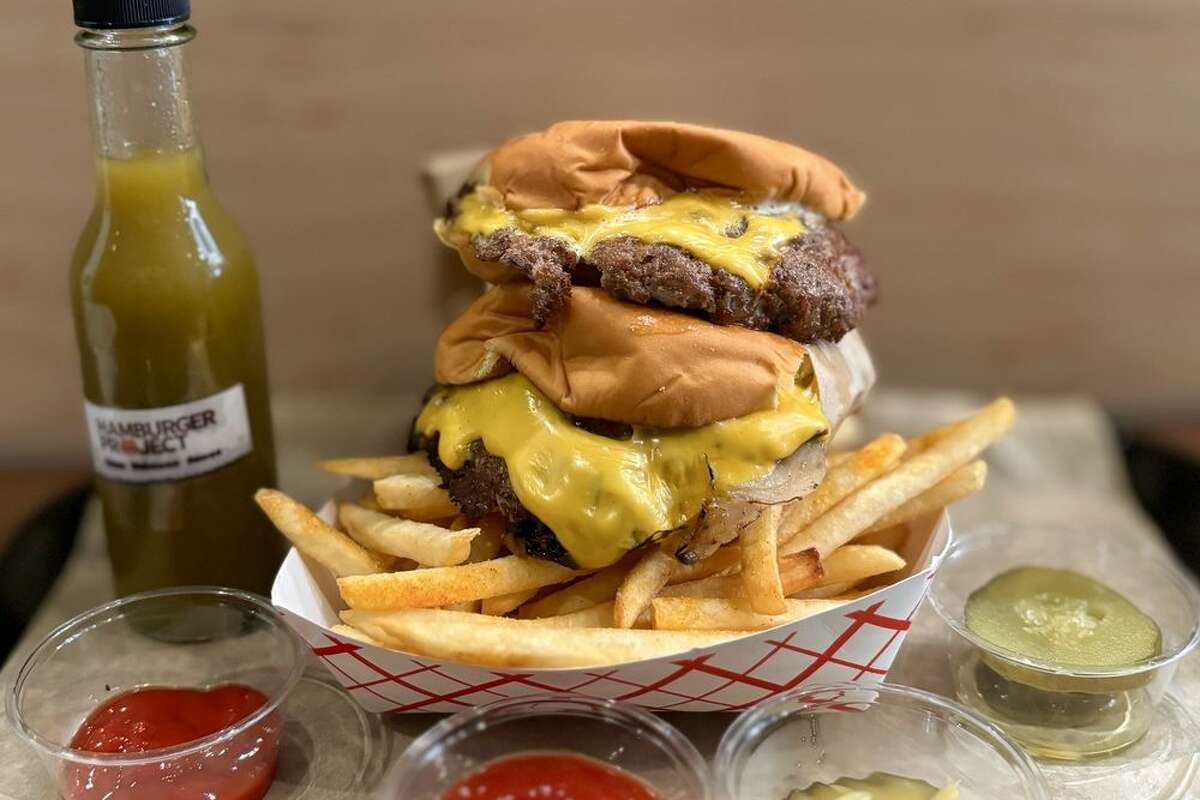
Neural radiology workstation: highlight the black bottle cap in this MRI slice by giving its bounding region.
[73,0,190,29]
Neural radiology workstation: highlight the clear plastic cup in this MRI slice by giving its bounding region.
[7,586,306,799]
[927,524,1200,761]
[383,693,711,799]
[714,681,1049,800]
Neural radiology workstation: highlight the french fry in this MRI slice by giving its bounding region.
[789,553,908,599]
[523,601,650,629]
[444,515,507,612]
[650,597,849,631]
[780,549,826,592]
[821,545,906,585]
[904,397,1011,459]
[338,556,582,610]
[342,608,746,668]
[792,580,857,599]
[254,489,391,577]
[740,505,786,614]
[329,623,381,646]
[318,453,437,480]
[481,588,538,616]
[671,538,823,591]
[614,545,678,628]
[665,550,822,600]
[783,398,1015,558]
[373,474,459,520]
[358,493,384,512]
[343,607,508,626]
[669,545,742,583]
[854,525,908,551]
[780,433,906,545]
[443,601,480,612]
[904,413,970,458]
[338,502,478,566]
[865,461,987,533]
[343,605,639,630]
[518,559,632,619]
[522,602,620,628]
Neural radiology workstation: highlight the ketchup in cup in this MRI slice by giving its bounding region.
[7,589,303,800]
[63,684,281,800]
[389,695,709,799]
[440,753,661,800]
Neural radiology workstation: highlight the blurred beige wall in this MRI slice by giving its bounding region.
[4,1,1199,465]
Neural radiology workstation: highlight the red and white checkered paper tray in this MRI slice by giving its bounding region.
[271,506,950,715]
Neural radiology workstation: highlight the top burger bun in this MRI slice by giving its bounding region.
[470,120,866,218]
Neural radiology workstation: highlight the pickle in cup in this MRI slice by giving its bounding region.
[965,566,1163,692]
[928,524,1200,762]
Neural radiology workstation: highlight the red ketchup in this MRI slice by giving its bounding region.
[439,753,661,800]
[63,684,279,800]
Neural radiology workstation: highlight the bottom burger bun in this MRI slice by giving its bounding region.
[411,291,875,569]
[434,284,813,429]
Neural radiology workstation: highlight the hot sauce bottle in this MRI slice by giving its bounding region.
[69,0,284,595]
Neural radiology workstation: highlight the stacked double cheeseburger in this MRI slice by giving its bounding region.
[412,121,878,571]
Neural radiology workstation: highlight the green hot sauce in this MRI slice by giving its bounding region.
[70,14,284,596]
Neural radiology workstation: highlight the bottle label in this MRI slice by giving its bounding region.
[84,385,253,483]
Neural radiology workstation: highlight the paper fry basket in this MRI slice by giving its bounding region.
[272,504,950,714]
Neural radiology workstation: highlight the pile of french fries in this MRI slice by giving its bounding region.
[255,398,1014,669]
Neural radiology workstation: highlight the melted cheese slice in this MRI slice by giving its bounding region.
[436,188,808,289]
[415,373,826,568]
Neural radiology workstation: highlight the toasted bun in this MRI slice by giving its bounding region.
[469,120,865,219]
[435,284,867,429]
[435,285,807,427]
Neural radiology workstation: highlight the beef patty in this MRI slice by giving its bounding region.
[469,222,876,343]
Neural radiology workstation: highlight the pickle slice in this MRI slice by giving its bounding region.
[965,566,1161,692]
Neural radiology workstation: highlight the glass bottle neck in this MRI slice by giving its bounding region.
[78,24,203,165]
